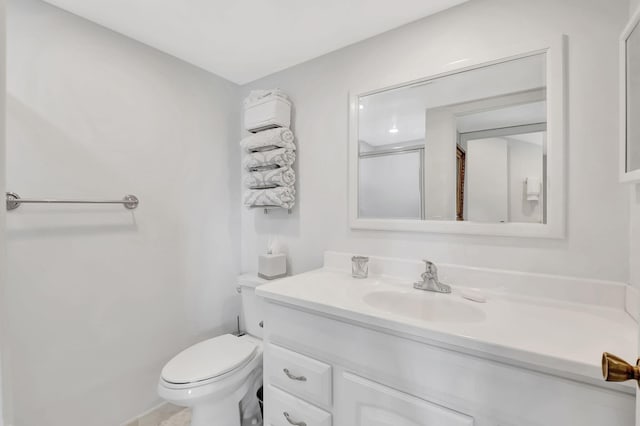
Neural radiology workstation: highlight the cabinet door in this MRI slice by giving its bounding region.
[338,373,473,426]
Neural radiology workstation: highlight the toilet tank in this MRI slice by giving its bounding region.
[238,274,268,338]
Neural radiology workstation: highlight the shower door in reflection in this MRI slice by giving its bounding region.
[358,147,424,220]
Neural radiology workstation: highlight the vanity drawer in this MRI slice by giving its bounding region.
[266,385,332,426]
[266,343,332,406]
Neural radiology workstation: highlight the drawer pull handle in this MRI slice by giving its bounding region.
[283,411,307,426]
[283,368,307,382]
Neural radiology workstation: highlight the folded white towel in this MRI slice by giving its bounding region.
[245,166,295,189]
[241,128,296,153]
[243,89,290,107]
[244,186,295,209]
[243,148,296,171]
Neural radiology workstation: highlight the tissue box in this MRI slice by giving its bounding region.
[258,254,287,280]
[245,96,291,132]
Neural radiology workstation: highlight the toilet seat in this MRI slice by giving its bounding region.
[161,334,257,386]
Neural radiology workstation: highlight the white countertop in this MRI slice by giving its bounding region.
[256,268,637,392]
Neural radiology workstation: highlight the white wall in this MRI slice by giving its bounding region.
[633,186,640,425]
[5,1,241,425]
[630,0,640,290]
[628,4,640,426]
[424,109,457,220]
[507,138,544,223]
[0,0,6,424]
[466,138,508,223]
[240,0,630,282]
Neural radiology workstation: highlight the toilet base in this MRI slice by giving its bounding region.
[159,368,263,426]
[191,394,240,426]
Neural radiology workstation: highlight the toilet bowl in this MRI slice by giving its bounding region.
[158,275,267,426]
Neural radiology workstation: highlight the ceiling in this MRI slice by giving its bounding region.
[40,0,468,84]
[456,102,546,134]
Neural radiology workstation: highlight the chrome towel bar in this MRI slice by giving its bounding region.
[6,192,139,211]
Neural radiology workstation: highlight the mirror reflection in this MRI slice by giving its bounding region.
[627,21,640,173]
[358,53,547,223]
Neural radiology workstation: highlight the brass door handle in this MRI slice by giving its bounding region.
[602,352,640,385]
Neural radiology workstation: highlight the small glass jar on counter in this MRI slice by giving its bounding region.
[351,256,369,279]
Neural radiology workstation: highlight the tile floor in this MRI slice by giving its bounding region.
[158,409,191,426]
[125,405,189,426]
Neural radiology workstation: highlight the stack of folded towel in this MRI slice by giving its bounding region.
[243,89,290,107]
[242,127,296,210]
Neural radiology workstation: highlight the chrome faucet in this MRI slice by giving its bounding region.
[414,260,451,293]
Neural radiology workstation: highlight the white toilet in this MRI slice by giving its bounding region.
[158,275,266,426]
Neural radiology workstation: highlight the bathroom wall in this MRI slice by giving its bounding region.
[464,136,544,224]
[507,138,544,224]
[466,138,509,223]
[424,109,457,220]
[0,0,6,424]
[240,0,631,282]
[5,1,240,425]
[630,0,640,289]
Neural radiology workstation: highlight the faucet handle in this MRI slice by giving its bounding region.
[422,259,438,278]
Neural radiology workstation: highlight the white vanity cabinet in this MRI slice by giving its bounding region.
[339,373,474,426]
[261,302,635,426]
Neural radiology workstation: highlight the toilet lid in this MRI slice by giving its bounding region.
[161,334,257,384]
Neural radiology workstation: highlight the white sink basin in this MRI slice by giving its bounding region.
[363,290,486,323]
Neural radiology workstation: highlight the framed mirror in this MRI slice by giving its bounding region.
[349,39,566,238]
[621,7,640,183]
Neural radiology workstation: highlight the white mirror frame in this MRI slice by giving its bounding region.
[348,36,567,239]
[620,6,640,183]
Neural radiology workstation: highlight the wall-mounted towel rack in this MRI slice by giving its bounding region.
[5,192,139,211]
[260,206,292,215]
